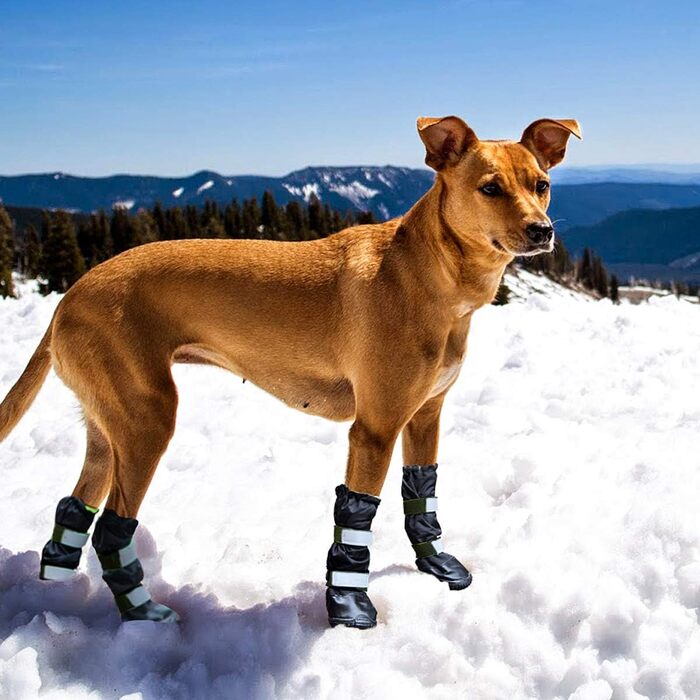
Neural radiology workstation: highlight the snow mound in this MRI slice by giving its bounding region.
[0,282,698,699]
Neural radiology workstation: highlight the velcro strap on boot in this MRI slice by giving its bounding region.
[115,585,151,613]
[333,526,373,547]
[40,563,77,580]
[403,497,438,515]
[97,541,138,570]
[326,571,369,590]
[51,525,89,548]
[412,538,445,558]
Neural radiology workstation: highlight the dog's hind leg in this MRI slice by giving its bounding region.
[39,417,112,581]
[89,370,180,622]
[401,394,472,591]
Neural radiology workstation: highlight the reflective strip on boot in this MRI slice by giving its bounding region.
[412,538,445,558]
[40,563,77,581]
[326,571,370,589]
[403,497,438,515]
[97,541,138,570]
[115,585,152,613]
[333,526,373,547]
[51,525,90,548]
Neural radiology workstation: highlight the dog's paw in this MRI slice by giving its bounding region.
[416,552,473,590]
[326,587,377,629]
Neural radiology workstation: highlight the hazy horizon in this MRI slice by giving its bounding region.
[2,162,700,181]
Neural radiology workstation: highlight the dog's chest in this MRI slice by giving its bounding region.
[428,362,463,397]
[426,320,470,398]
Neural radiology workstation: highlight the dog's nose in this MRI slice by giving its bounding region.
[525,221,554,245]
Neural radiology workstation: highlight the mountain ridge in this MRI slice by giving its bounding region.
[3,166,700,233]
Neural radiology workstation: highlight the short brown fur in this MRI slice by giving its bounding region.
[0,116,580,516]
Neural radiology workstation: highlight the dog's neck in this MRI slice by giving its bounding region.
[401,179,513,313]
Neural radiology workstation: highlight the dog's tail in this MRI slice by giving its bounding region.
[0,322,53,442]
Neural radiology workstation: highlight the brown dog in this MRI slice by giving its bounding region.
[0,116,580,626]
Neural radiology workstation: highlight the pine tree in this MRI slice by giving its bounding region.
[21,223,42,278]
[261,191,282,239]
[168,207,190,239]
[609,274,620,304]
[576,248,593,289]
[591,254,609,297]
[307,195,328,237]
[203,215,226,238]
[285,201,315,239]
[224,200,241,238]
[242,198,261,238]
[110,207,133,253]
[152,202,168,239]
[355,211,377,226]
[40,210,85,293]
[186,204,200,234]
[0,205,15,298]
[131,209,159,246]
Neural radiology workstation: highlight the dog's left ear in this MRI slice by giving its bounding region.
[417,116,478,170]
[520,119,582,170]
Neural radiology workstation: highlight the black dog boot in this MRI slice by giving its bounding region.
[93,509,179,623]
[40,496,98,580]
[326,484,380,629]
[402,464,472,590]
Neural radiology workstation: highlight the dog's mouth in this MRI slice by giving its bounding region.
[491,239,508,254]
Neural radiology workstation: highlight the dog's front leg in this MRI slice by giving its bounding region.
[400,394,472,590]
[325,416,402,629]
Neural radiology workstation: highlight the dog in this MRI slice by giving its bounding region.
[0,115,580,626]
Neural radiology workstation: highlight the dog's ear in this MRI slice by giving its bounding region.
[520,119,582,170]
[417,116,478,170]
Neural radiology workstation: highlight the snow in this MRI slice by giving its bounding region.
[328,181,379,208]
[196,180,214,195]
[172,187,184,199]
[283,183,320,203]
[0,276,699,699]
[112,200,135,211]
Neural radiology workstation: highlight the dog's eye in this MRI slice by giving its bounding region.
[479,183,503,197]
[535,180,550,193]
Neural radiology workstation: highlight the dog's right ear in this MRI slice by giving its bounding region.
[417,116,478,171]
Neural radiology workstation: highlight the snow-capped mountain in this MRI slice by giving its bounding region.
[3,165,700,226]
[0,167,434,221]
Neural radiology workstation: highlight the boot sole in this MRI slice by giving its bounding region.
[328,617,377,629]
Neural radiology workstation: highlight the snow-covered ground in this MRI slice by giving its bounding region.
[0,275,698,700]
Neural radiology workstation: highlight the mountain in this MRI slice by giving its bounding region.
[3,167,700,228]
[552,165,700,185]
[0,167,434,222]
[561,206,700,282]
[548,183,700,229]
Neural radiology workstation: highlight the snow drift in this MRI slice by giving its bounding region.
[0,274,698,699]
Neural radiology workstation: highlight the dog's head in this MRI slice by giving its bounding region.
[417,116,581,257]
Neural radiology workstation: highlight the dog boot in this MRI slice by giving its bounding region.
[402,464,472,590]
[40,496,98,580]
[326,484,380,629]
[93,509,179,623]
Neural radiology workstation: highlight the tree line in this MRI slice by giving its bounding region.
[1,193,686,304]
[518,241,621,302]
[0,192,377,296]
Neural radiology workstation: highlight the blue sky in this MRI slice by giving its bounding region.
[1,1,698,176]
